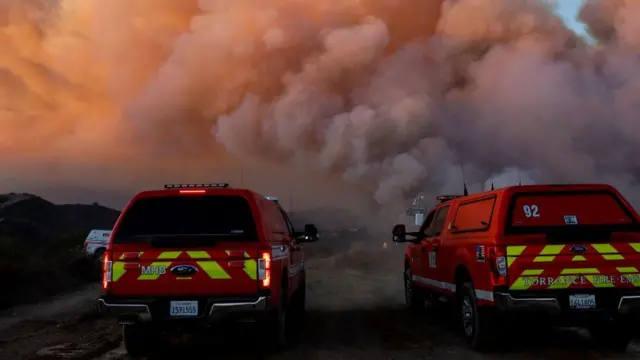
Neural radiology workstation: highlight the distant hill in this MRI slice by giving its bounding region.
[0,193,120,245]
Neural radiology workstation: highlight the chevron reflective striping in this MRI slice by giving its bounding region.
[197,261,231,279]
[157,251,182,259]
[112,262,126,282]
[186,251,210,259]
[243,252,257,280]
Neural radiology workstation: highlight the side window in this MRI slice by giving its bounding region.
[419,209,437,236]
[452,196,496,232]
[276,207,294,236]
[426,206,450,237]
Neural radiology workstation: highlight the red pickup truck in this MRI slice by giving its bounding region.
[98,183,319,357]
[393,184,640,352]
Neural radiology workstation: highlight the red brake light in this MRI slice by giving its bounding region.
[179,189,206,194]
[258,251,271,288]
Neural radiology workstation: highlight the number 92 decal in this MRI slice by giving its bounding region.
[522,204,540,218]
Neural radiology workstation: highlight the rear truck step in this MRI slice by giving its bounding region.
[493,292,640,315]
[97,296,269,323]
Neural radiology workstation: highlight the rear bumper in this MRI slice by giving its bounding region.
[493,290,640,323]
[97,295,270,323]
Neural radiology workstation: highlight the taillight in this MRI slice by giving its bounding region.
[258,251,271,288]
[102,252,113,291]
[486,245,507,286]
[83,241,88,251]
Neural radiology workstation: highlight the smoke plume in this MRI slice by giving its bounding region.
[2,0,640,222]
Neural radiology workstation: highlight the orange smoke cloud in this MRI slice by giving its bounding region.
[2,0,640,222]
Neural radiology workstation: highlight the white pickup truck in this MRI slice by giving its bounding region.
[83,229,111,262]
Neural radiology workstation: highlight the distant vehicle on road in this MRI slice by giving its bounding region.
[392,184,640,352]
[98,183,319,357]
[84,229,111,262]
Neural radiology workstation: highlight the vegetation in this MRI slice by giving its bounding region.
[0,231,100,309]
[0,193,119,309]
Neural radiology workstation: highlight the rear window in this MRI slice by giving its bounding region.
[509,191,633,228]
[113,195,257,244]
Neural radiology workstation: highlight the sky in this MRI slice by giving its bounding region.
[554,0,589,38]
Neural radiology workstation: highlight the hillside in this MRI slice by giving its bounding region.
[0,193,120,245]
[0,193,120,309]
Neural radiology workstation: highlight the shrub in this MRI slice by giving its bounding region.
[0,231,98,309]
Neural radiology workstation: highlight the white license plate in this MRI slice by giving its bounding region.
[569,294,596,309]
[169,301,198,317]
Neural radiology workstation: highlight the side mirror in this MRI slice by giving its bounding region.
[295,224,319,242]
[392,224,406,242]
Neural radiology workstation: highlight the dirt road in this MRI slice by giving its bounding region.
[1,240,639,360]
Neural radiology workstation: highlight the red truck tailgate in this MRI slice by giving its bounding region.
[506,241,640,291]
[110,245,259,296]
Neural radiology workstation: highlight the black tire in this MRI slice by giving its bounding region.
[459,282,498,351]
[122,324,155,358]
[262,280,289,351]
[588,322,633,353]
[291,278,306,324]
[94,248,106,264]
[93,248,106,279]
[404,267,424,311]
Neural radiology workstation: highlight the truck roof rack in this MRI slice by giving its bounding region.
[164,183,230,189]
[436,195,465,203]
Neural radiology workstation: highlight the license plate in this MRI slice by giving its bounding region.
[169,301,198,317]
[569,294,596,309]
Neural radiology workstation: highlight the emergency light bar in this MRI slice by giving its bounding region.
[164,183,230,189]
[265,196,280,202]
[436,195,464,203]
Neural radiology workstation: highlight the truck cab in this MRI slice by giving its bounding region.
[392,184,640,352]
[98,183,319,357]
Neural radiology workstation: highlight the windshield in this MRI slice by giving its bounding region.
[508,191,634,231]
[113,195,257,244]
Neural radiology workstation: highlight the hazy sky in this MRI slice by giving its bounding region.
[554,0,589,38]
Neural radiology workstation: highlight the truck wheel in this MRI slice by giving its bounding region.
[404,267,424,311]
[94,248,106,264]
[263,282,289,351]
[92,248,106,279]
[122,324,155,358]
[459,282,498,351]
[291,279,306,325]
[588,322,633,352]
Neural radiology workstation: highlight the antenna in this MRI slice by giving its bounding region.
[516,167,522,186]
[460,164,468,196]
[491,182,495,191]
[288,188,293,223]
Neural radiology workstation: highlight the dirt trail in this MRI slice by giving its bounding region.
[1,239,640,360]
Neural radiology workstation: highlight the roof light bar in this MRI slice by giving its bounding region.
[265,196,279,202]
[165,183,230,189]
[436,195,464,203]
